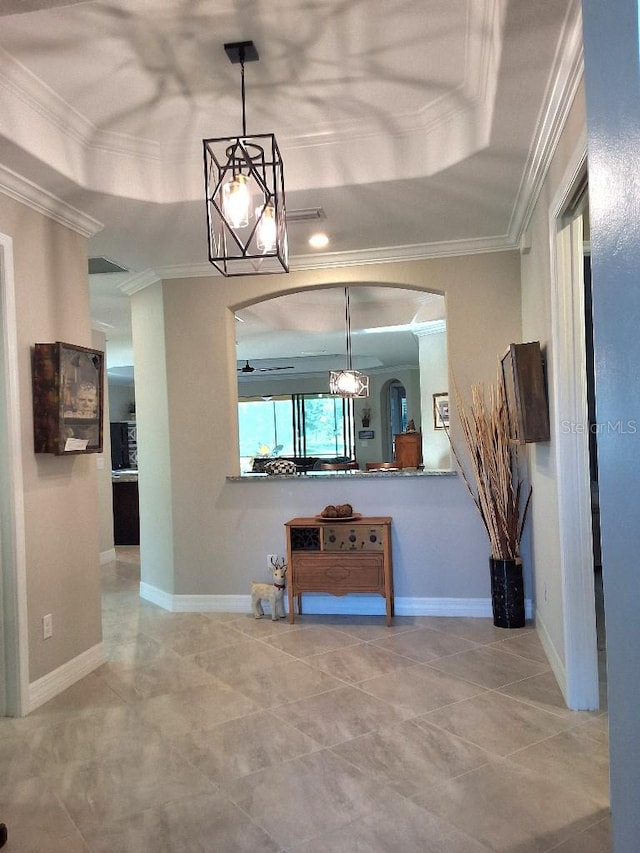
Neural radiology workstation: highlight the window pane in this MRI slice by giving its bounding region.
[303,396,346,456]
[238,393,352,470]
[238,399,293,462]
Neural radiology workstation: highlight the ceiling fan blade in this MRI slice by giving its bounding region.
[256,365,294,372]
[238,360,294,373]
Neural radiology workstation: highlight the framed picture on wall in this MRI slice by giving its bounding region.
[32,341,104,454]
[433,392,449,429]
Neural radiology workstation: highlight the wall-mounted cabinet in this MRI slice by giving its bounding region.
[32,341,104,454]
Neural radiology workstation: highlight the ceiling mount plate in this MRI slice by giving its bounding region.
[224,41,259,64]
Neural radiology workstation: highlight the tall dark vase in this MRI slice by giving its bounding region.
[489,558,525,628]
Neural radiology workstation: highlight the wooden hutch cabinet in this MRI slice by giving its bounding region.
[284,516,394,625]
[394,431,422,468]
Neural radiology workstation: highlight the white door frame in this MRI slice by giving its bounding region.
[0,233,29,716]
[548,135,600,710]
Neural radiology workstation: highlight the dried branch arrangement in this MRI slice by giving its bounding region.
[448,374,531,560]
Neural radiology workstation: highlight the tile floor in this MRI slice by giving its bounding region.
[0,548,611,852]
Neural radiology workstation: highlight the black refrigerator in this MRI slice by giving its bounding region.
[110,421,137,469]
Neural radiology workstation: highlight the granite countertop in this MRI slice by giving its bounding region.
[228,469,456,481]
[111,469,139,482]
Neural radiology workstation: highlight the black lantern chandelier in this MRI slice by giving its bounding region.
[329,287,370,399]
[203,41,288,277]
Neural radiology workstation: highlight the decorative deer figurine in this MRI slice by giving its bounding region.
[250,557,287,620]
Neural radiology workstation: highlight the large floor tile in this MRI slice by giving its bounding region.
[548,816,612,852]
[25,704,159,769]
[102,630,176,668]
[229,613,306,638]
[194,644,344,708]
[287,790,494,853]
[574,713,609,746]
[83,790,280,853]
[272,685,407,746]
[420,690,571,757]
[262,624,360,658]
[135,680,262,737]
[1,776,89,851]
[228,749,389,849]
[0,731,43,791]
[405,616,533,645]
[490,630,550,664]
[506,728,610,806]
[332,718,493,797]
[425,644,549,689]
[413,759,608,853]
[497,671,595,720]
[26,672,127,722]
[169,708,319,787]
[140,616,248,656]
[289,613,422,640]
[371,626,478,662]
[47,739,216,832]
[358,662,486,716]
[96,655,219,703]
[305,641,414,684]
[193,637,300,684]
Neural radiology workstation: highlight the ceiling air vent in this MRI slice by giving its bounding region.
[286,207,326,223]
[88,257,129,275]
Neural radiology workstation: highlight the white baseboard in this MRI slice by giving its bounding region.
[100,548,117,565]
[139,583,533,619]
[28,643,105,713]
[535,607,567,698]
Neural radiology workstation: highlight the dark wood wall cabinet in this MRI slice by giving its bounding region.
[285,516,394,625]
[32,341,104,454]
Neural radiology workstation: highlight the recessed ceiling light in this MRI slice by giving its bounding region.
[309,233,329,249]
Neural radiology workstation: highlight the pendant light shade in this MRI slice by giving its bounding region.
[329,287,370,399]
[203,41,289,277]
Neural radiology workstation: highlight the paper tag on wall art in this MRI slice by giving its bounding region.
[64,437,89,451]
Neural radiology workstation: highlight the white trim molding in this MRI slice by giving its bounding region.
[140,583,532,620]
[100,548,117,566]
[28,643,105,714]
[0,163,103,237]
[548,135,600,711]
[0,233,30,717]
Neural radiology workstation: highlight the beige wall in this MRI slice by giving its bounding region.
[520,79,587,666]
[132,251,521,599]
[1,193,102,682]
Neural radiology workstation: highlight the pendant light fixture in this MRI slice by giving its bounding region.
[330,287,370,398]
[203,41,289,277]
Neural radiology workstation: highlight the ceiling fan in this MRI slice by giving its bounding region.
[238,359,294,373]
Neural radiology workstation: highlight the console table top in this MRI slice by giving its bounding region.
[285,516,392,526]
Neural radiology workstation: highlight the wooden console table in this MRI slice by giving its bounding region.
[284,516,394,625]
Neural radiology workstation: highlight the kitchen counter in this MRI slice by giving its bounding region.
[228,469,456,481]
[112,469,138,482]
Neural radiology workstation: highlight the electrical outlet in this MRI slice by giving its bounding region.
[43,613,53,639]
[267,554,279,572]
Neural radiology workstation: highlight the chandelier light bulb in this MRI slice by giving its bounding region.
[256,202,277,253]
[223,174,251,228]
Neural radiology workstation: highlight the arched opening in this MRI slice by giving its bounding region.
[233,284,447,472]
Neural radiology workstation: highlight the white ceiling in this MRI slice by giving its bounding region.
[0,0,580,374]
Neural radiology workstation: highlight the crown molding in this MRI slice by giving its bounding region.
[0,162,103,237]
[508,0,584,243]
[153,234,516,281]
[412,320,447,338]
[119,269,162,295]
